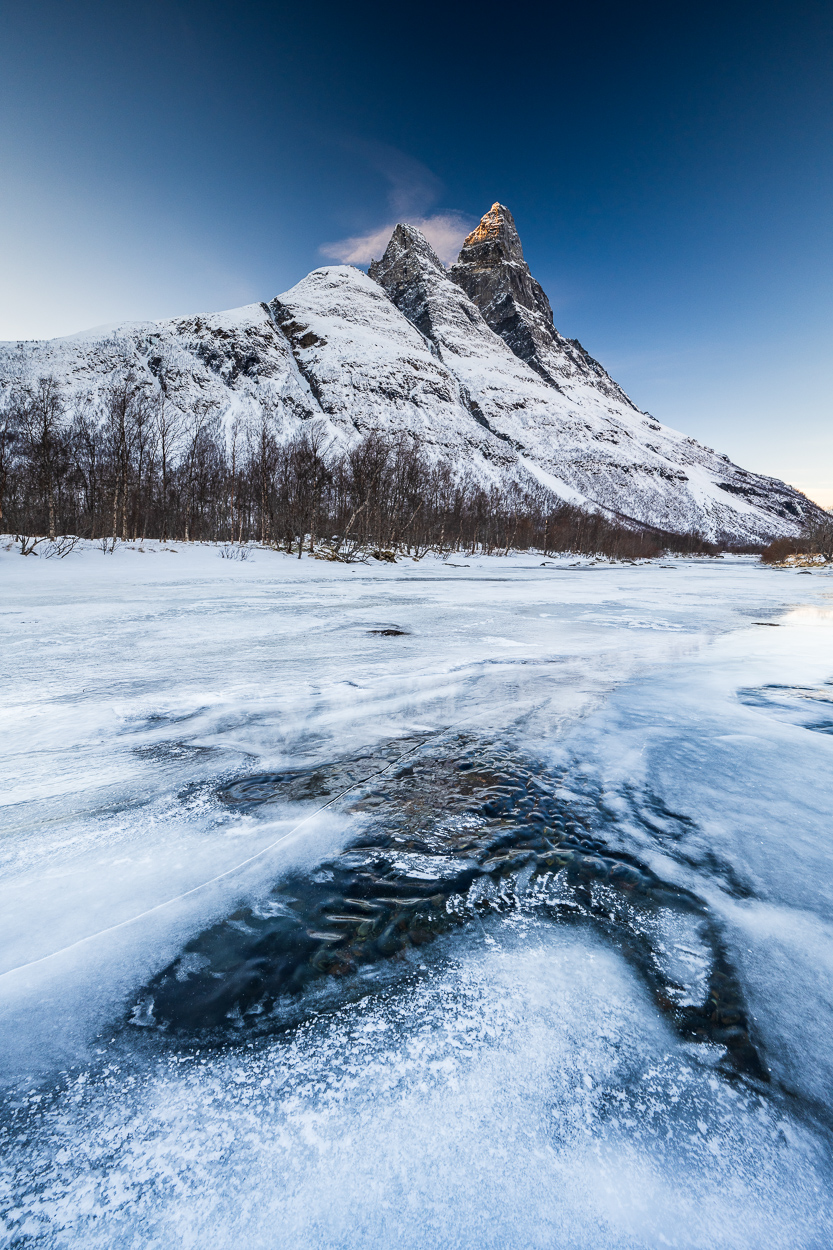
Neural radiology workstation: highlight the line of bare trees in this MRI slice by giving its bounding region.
[0,373,728,560]
[761,513,833,564]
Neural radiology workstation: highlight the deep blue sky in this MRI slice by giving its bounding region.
[1,0,831,501]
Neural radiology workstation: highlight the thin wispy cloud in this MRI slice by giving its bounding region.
[323,212,473,267]
[353,140,443,218]
[321,139,474,267]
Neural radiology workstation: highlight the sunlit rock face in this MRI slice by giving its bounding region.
[450,202,554,332]
[449,202,635,405]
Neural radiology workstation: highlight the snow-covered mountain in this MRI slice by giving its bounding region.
[0,204,815,541]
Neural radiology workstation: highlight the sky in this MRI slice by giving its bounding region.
[0,0,831,503]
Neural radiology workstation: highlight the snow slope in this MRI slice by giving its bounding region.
[0,301,320,431]
[0,205,817,541]
[269,265,515,475]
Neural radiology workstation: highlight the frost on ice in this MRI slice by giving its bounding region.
[1,544,833,1246]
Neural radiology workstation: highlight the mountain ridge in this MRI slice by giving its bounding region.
[0,204,817,542]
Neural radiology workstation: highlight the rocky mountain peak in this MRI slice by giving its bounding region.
[369,224,445,284]
[449,203,635,405]
[368,224,450,341]
[460,202,527,266]
[449,203,553,326]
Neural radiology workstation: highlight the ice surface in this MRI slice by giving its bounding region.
[1,543,832,1246]
[565,599,833,1120]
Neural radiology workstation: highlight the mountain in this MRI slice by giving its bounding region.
[448,203,633,405]
[0,205,816,541]
[268,265,515,476]
[0,304,317,430]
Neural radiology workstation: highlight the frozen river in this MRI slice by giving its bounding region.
[1,543,832,1247]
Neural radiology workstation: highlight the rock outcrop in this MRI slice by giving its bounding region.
[449,203,633,405]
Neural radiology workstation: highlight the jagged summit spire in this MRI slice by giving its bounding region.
[369,223,445,282]
[459,203,526,265]
[368,223,449,340]
[449,203,636,405]
[450,203,550,323]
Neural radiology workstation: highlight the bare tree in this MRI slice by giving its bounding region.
[153,397,183,543]
[0,388,18,529]
[287,421,331,557]
[102,376,144,540]
[17,377,67,538]
[181,398,219,541]
[804,512,833,562]
[247,400,280,545]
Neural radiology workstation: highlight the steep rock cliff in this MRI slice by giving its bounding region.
[448,202,634,406]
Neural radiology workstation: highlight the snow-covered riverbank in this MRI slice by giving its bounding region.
[2,544,832,1247]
